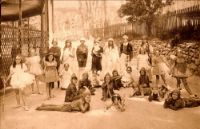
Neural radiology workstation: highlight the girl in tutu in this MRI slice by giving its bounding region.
[44,53,59,99]
[170,49,195,96]
[59,63,72,90]
[152,50,168,87]
[6,55,35,111]
[26,49,43,94]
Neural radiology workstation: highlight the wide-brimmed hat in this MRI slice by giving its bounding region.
[108,38,114,42]
[80,37,86,41]
[122,35,128,39]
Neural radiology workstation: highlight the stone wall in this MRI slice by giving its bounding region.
[132,40,200,76]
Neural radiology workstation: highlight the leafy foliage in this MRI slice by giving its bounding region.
[118,0,173,35]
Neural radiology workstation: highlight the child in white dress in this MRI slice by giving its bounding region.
[6,55,35,111]
[121,66,135,88]
[26,49,43,94]
[59,63,72,90]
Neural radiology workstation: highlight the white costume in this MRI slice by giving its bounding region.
[10,64,35,89]
[59,69,72,89]
[62,47,78,73]
[137,54,150,70]
[102,42,119,74]
[26,56,43,75]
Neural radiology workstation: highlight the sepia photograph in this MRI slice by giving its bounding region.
[0,0,200,129]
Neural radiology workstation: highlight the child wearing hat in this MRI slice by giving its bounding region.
[44,52,59,99]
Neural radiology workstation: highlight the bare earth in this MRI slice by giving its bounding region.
[1,74,200,129]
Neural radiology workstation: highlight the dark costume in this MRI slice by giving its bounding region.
[164,90,200,110]
[112,76,123,90]
[101,82,114,101]
[78,79,95,95]
[36,99,90,113]
[65,83,82,102]
[132,68,151,96]
[91,45,103,72]
[76,44,88,67]
[120,43,133,60]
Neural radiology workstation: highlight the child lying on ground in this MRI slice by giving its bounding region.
[36,93,91,113]
[106,94,125,112]
[164,89,200,110]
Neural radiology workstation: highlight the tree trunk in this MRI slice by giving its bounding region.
[146,20,152,37]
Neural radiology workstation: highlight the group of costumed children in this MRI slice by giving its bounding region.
[4,37,200,112]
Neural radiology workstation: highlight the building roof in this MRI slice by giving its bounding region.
[1,0,44,21]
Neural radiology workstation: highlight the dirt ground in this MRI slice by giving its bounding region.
[0,73,200,129]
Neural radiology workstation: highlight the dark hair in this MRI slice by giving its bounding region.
[108,41,114,49]
[139,67,146,75]
[126,66,132,72]
[104,73,112,82]
[112,69,118,75]
[45,54,55,62]
[64,40,72,49]
[71,74,78,81]
[13,55,23,68]
[111,94,122,103]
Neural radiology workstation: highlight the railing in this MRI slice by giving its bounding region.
[0,25,48,76]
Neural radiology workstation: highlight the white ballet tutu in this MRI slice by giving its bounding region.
[137,54,150,70]
[10,71,35,89]
[27,56,43,75]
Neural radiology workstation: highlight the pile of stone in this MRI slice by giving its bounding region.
[152,41,200,76]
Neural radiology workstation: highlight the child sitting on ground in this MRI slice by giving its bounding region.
[78,72,95,95]
[65,74,83,102]
[36,93,91,113]
[101,73,115,101]
[121,66,135,88]
[164,89,200,110]
[112,70,123,90]
[91,73,101,88]
[131,67,151,97]
[59,63,72,90]
[106,94,125,112]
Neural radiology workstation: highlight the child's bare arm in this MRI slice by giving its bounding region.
[80,103,90,113]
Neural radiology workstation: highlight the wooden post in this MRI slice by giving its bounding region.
[18,0,23,47]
